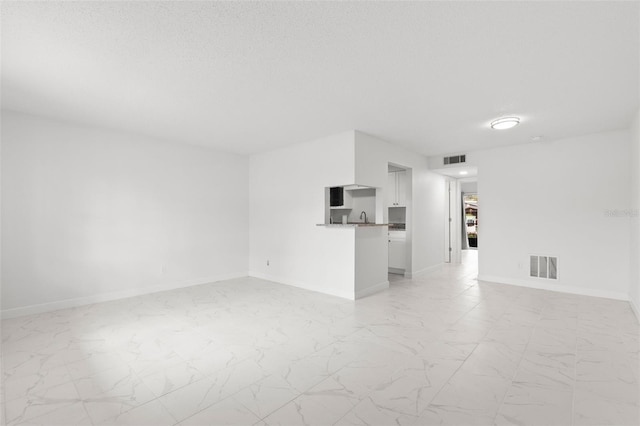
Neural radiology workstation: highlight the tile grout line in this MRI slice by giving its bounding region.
[570,306,582,426]
[0,349,5,426]
[410,275,488,418]
[253,331,362,423]
[491,302,542,424]
[64,362,94,425]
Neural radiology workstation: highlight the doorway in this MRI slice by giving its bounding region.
[463,193,478,250]
[460,179,478,271]
[432,166,478,269]
[387,163,411,280]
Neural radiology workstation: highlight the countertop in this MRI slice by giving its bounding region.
[316,223,390,228]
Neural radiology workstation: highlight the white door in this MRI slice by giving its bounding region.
[444,179,462,264]
[445,180,452,263]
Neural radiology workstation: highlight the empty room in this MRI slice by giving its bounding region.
[1,1,639,426]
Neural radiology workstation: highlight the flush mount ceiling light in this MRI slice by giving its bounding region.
[490,116,520,130]
[459,171,468,175]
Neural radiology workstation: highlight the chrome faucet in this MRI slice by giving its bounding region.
[360,211,368,224]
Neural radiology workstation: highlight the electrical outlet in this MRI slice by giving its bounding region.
[267,260,270,266]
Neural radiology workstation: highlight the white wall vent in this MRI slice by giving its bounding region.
[444,154,466,165]
[530,255,557,279]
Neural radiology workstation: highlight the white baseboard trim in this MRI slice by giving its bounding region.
[248,271,355,300]
[405,263,444,279]
[355,281,389,299]
[1,272,248,319]
[630,298,640,324]
[477,274,629,301]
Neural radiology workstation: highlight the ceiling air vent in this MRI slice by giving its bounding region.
[444,154,466,165]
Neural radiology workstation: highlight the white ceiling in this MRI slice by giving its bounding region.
[432,165,478,179]
[2,1,638,156]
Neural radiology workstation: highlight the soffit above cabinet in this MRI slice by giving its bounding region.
[343,184,374,191]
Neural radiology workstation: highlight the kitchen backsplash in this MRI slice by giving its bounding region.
[388,206,406,223]
[329,187,376,223]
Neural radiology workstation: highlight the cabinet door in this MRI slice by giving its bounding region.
[386,172,397,207]
[388,240,406,269]
[396,170,407,207]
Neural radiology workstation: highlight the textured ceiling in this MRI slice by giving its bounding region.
[2,1,638,156]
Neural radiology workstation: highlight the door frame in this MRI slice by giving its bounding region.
[444,179,463,264]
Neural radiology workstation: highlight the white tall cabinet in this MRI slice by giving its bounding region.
[387,170,407,273]
[386,170,407,207]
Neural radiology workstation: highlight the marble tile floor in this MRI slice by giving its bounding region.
[1,253,639,426]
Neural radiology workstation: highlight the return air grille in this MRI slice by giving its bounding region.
[443,154,466,165]
[530,255,557,279]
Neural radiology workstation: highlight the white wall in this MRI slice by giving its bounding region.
[354,227,388,298]
[477,130,631,300]
[460,180,478,194]
[0,111,4,422]
[354,131,445,276]
[1,111,249,317]
[347,188,376,223]
[249,131,358,299]
[630,110,640,319]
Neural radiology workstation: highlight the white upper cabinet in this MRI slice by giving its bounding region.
[396,170,407,207]
[386,172,396,207]
[387,170,407,207]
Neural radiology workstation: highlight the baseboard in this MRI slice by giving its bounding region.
[630,298,640,324]
[1,272,248,319]
[405,263,443,279]
[355,280,389,299]
[248,271,355,300]
[477,274,629,301]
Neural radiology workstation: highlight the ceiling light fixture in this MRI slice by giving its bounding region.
[459,171,468,175]
[490,116,520,130]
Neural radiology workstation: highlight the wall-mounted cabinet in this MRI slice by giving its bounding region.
[386,171,407,207]
[329,186,352,209]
